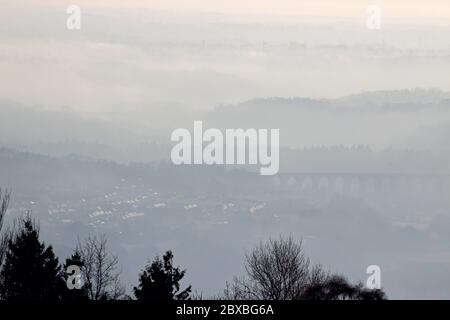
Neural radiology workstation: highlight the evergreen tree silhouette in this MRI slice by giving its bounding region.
[0,215,65,301]
[134,250,191,301]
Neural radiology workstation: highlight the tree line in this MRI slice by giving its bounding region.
[0,189,386,301]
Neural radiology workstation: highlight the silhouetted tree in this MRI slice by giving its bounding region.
[225,236,310,299]
[0,189,11,266]
[77,235,125,300]
[354,285,386,300]
[134,250,191,300]
[301,274,386,300]
[224,236,387,300]
[0,215,65,301]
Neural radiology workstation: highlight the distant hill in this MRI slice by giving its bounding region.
[2,89,450,153]
[0,100,137,145]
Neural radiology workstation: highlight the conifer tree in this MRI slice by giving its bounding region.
[134,250,191,301]
[0,215,65,301]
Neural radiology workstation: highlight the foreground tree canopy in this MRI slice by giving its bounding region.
[0,194,386,301]
[134,250,192,301]
[0,215,65,301]
[224,236,386,300]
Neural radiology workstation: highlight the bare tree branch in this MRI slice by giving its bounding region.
[77,234,125,300]
[0,189,11,266]
[224,235,387,300]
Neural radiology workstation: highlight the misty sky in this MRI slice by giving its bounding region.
[1,0,450,113]
[1,0,450,151]
[8,0,450,20]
